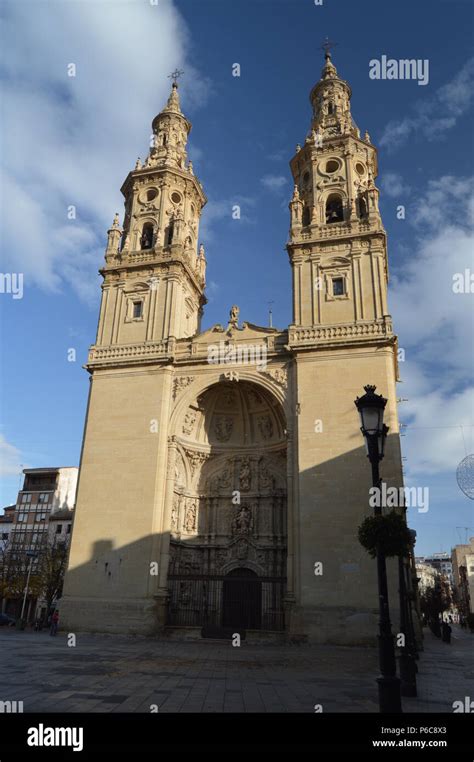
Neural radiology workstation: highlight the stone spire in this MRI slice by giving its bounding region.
[146,80,192,171]
[309,50,359,140]
[162,81,183,115]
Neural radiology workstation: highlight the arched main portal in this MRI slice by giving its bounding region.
[166,380,287,632]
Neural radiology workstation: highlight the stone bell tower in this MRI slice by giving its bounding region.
[98,77,207,348]
[287,48,389,330]
[285,49,403,643]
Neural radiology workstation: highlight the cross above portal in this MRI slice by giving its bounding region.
[321,37,338,59]
[168,68,184,86]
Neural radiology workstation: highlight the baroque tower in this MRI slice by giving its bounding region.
[100,79,207,348]
[288,48,389,334]
[62,58,404,645]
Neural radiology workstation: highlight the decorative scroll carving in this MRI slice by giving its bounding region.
[173,376,194,399]
[259,366,288,390]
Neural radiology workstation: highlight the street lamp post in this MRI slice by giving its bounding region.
[355,384,402,713]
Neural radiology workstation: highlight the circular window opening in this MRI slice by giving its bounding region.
[326,160,339,174]
[355,162,365,176]
[146,188,158,202]
[171,191,182,204]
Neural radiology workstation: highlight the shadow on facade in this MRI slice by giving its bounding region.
[60,432,417,644]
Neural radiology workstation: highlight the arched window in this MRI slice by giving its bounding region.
[302,206,311,227]
[166,222,174,247]
[328,101,335,115]
[325,194,343,224]
[140,223,154,250]
[358,195,368,219]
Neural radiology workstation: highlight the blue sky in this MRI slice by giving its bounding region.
[0,0,473,556]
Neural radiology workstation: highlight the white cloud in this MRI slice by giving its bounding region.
[380,172,411,198]
[380,57,474,150]
[399,377,474,478]
[390,175,474,477]
[0,435,23,478]
[0,0,210,304]
[390,176,474,380]
[260,174,288,192]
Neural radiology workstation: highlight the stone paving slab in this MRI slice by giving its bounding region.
[0,625,471,713]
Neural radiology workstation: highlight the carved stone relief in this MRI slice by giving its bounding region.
[214,415,233,442]
[257,414,274,440]
[182,409,197,435]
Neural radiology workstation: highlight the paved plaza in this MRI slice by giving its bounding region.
[0,625,471,713]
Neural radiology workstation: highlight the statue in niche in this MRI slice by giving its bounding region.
[259,461,272,490]
[232,504,253,536]
[239,457,251,490]
[219,460,233,489]
[184,499,197,532]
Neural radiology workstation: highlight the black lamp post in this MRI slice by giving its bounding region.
[355,384,402,713]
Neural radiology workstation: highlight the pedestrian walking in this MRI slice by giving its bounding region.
[50,610,59,636]
[441,620,452,644]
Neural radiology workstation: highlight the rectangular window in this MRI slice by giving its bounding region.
[38,493,49,504]
[332,277,344,296]
[133,301,143,319]
[17,514,25,522]
[67,525,71,534]
[21,493,32,504]
[56,524,63,534]
[39,514,46,521]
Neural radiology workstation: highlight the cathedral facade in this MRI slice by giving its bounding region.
[61,53,404,644]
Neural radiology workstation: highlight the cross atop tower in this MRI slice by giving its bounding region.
[321,37,337,60]
[168,68,184,86]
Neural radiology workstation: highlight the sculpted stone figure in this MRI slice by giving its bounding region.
[184,499,197,532]
[232,504,253,535]
[229,304,239,326]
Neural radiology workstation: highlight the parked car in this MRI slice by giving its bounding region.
[0,614,15,627]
